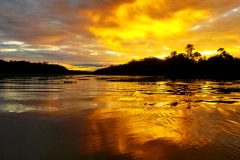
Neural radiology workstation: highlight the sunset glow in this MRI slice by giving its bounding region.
[0,0,240,70]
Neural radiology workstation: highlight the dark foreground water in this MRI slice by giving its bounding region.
[0,76,240,160]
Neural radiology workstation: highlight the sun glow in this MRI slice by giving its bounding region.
[83,0,211,57]
[200,50,217,56]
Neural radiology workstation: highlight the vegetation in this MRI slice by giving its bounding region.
[2,44,239,77]
[0,60,68,74]
[94,44,240,77]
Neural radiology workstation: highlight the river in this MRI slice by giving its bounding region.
[0,75,239,159]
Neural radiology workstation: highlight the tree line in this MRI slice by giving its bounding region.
[0,60,68,74]
[94,44,240,77]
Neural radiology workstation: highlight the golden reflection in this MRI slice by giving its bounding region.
[118,97,143,101]
[82,106,211,159]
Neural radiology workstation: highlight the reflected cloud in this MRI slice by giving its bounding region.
[4,104,35,113]
[82,106,210,159]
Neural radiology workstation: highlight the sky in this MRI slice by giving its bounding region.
[0,0,240,70]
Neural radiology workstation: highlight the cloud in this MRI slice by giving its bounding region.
[0,0,240,69]
[79,0,240,57]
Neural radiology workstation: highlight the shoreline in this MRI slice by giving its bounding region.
[1,73,240,80]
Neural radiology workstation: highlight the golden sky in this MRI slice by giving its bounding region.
[0,0,240,70]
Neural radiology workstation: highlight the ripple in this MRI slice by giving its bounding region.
[204,100,238,104]
[1,76,240,159]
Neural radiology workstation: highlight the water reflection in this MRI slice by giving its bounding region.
[82,105,240,159]
[0,76,240,159]
[85,107,195,158]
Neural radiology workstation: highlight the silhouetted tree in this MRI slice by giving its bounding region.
[170,51,177,57]
[94,46,240,77]
[217,48,225,53]
[185,44,195,58]
[192,52,201,62]
[217,48,233,60]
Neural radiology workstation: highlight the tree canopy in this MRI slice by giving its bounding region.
[94,44,240,77]
[0,60,68,74]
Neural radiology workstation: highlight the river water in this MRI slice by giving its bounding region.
[0,76,240,160]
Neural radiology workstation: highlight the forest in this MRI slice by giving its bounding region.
[0,60,69,74]
[94,44,240,78]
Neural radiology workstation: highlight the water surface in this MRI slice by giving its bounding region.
[0,76,240,159]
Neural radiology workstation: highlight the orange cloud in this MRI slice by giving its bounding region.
[82,0,212,57]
